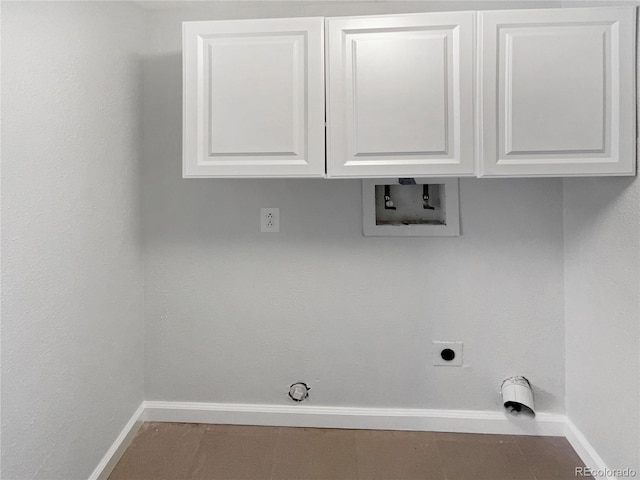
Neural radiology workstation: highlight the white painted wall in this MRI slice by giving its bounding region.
[564,176,640,472]
[4,1,636,476]
[143,1,566,413]
[1,2,145,479]
[563,2,640,471]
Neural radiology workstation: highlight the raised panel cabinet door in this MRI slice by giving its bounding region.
[479,7,636,177]
[326,12,475,178]
[183,18,325,177]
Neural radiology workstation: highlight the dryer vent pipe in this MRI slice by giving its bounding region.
[501,376,535,417]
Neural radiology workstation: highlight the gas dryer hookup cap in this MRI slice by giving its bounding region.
[288,382,310,402]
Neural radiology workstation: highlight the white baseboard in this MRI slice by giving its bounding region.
[142,401,566,436]
[89,401,613,480]
[88,402,145,480]
[565,419,616,480]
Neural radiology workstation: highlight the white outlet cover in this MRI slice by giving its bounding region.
[260,207,280,233]
[432,341,463,367]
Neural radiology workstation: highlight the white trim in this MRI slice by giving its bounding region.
[142,401,565,436]
[88,403,145,480]
[565,419,616,480]
[88,401,616,480]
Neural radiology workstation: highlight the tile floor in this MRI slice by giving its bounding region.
[108,422,585,480]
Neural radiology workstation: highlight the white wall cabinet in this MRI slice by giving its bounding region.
[183,8,636,179]
[479,7,636,177]
[326,12,475,178]
[183,18,325,177]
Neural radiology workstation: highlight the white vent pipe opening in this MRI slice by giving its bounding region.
[501,376,535,417]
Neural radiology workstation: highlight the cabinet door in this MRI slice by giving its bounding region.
[326,12,475,178]
[479,7,636,177]
[183,18,325,178]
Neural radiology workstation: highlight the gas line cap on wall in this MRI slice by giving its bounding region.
[288,382,310,402]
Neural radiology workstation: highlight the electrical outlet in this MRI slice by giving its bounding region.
[432,341,463,367]
[260,208,280,233]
